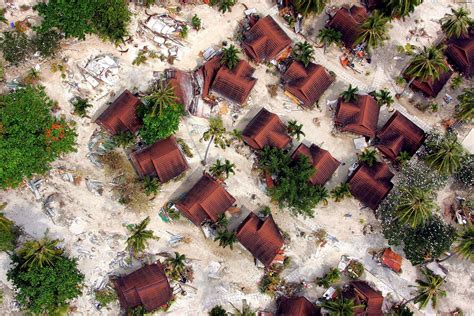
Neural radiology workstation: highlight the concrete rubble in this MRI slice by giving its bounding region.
[78,55,120,87]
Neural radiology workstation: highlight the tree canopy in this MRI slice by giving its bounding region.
[0,86,76,188]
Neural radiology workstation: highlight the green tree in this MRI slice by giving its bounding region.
[209,305,227,316]
[231,301,257,316]
[292,41,314,67]
[18,235,63,270]
[317,27,342,53]
[0,213,17,252]
[374,88,394,107]
[340,84,359,102]
[287,120,305,141]
[113,130,135,148]
[214,229,237,249]
[330,183,351,202]
[142,176,160,195]
[0,8,7,24]
[201,116,228,165]
[294,0,328,16]
[454,154,473,187]
[221,44,240,69]
[0,86,76,188]
[396,151,412,165]
[0,31,31,65]
[7,253,84,314]
[315,267,341,288]
[191,14,201,30]
[321,295,360,316]
[216,0,236,13]
[165,252,187,279]
[32,29,62,58]
[396,188,436,228]
[440,7,473,39]
[141,82,179,117]
[210,159,235,179]
[455,88,474,122]
[180,25,189,39]
[125,217,158,257]
[355,10,390,50]
[358,148,377,167]
[139,104,184,145]
[454,225,474,262]
[424,133,464,175]
[72,97,92,117]
[383,0,422,19]
[411,268,446,309]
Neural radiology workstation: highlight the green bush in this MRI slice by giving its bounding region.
[209,305,227,316]
[455,154,474,187]
[0,213,18,252]
[0,31,31,65]
[32,29,62,58]
[94,288,117,309]
[139,104,184,145]
[316,267,340,288]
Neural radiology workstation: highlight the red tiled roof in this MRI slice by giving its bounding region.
[335,95,380,138]
[282,61,335,107]
[291,143,340,185]
[347,162,394,210]
[130,136,189,183]
[445,30,474,77]
[175,173,236,226]
[236,213,284,266]
[350,281,384,316]
[242,108,292,150]
[243,15,292,63]
[327,5,368,47]
[381,247,402,273]
[198,55,223,99]
[277,296,320,316]
[165,68,194,108]
[376,111,425,162]
[96,90,142,135]
[211,60,257,104]
[406,69,453,98]
[113,262,172,312]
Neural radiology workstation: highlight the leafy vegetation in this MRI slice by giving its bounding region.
[358,148,377,167]
[292,41,314,67]
[32,29,62,58]
[0,212,18,252]
[94,287,117,309]
[340,84,359,102]
[412,268,446,309]
[201,116,229,165]
[330,183,351,202]
[210,159,235,180]
[294,0,328,16]
[454,154,473,187]
[209,0,236,13]
[454,225,474,262]
[315,267,340,288]
[209,305,228,316]
[125,217,159,258]
[220,44,240,69]
[373,89,394,107]
[423,132,465,175]
[382,0,423,19]
[72,97,92,117]
[191,14,202,30]
[0,31,31,65]
[395,188,437,228]
[214,229,237,249]
[287,120,305,141]
[320,295,360,315]
[440,7,473,39]
[317,27,342,52]
[355,10,390,50]
[455,88,474,122]
[113,130,135,148]
[0,86,76,188]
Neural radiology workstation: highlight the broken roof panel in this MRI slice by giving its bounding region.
[381,247,402,273]
[175,173,236,226]
[445,30,474,77]
[335,95,380,138]
[282,61,335,107]
[96,90,142,135]
[130,136,189,183]
[276,296,320,316]
[243,15,293,63]
[291,143,340,185]
[211,60,257,104]
[327,5,368,47]
[242,108,292,150]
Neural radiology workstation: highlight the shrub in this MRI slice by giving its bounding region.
[454,154,474,187]
[0,31,31,65]
[191,14,201,30]
[32,29,62,58]
[94,288,117,309]
[0,213,18,252]
[315,267,340,288]
[72,97,92,117]
[346,260,364,279]
[259,268,283,297]
[176,138,193,158]
[139,104,184,145]
[113,130,135,148]
[209,305,227,316]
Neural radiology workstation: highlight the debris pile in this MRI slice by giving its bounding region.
[79,55,120,88]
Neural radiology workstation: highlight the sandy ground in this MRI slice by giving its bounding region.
[0,0,473,315]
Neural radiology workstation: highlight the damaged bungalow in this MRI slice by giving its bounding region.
[130,136,189,183]
[404,69,453,98]
[291,143,340,186]
[343,280,384,316]
[242,108,292,150]
[113,262,173,313]
[347,161,394,210]
[242,15,293,63]
[281,61,335,108]
[175,173,236,226]
[276,296,320,316]
[445,29,474,77]
[95,90,142,135]
[236,213,285,267]
[375,111,425,162]
[334,95,380,138]
[163,68,198,110]
[327,5,369,47]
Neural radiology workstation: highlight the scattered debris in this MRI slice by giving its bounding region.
[26,179,43,201]
[79,55,120,87]
[85,178,104,196]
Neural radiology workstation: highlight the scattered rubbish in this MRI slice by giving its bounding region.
[79,55,120,87]
[244,8,257,16]
[27,179,43,201]
[109,251,132,270]
[43,193,61,223]
[353,137,367,150]
[61,172,75,183]
[168,233,184,247]
[208,261,223,279]
[426,261,448,278]
[142,14,188,47]
[322,287,336,300]
[86,178,104,196]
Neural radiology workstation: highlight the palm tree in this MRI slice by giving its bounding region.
[18,235,64,269]
[191,14,201,30]
[293,41,314,68]
[214,229,237,249]
[72,97,92,118]
[113,130,135,148]
[425,134,464,175]
[440,7,473,39]
[294,0,328,16]
[330,183,351,202]
[142,176,160,195]
[340,84,359,102]
[374,89,394,107]
[454,225,474,262]
[401,46,449,96]
[166,251,187,274]
[125,216,158,257]
[287,120,305,141]
[217,0,236,13]
[144,82,178,117]
[315,185,329,206]
[221,44,240,69]
[209,305,228,316]
[210,159,224,178]
[201,116,228,165]
[317,27,342,53]
[355,11,390,50]
[396,188,436,228]
[358,148,377,166]
[231,300,257,316]
[456,88,474,122]
[0,8,7,24]
[396,151,411,165]
[221,159,235,178]
[320,296,360,316]
[410,268,446,309]
[384,0,423,19]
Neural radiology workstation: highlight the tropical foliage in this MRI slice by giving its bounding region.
[209,305,228,316]
[340,84,359,102]
[221,44,240,69]
[454,154,474,187]
[0,212,18,252]
[412,268,446,309]
[373,89,394,107]
[0,31,31,65]
[330,183,351,202]
[210,159,235,179]
[317,27,342,52]
[454,224,474,262]
[440,7,473,39]
[113,130,135,148]
[18,235,63,270]
[321,295,360,316]
[423,132,465,175]
[292,41,314,67]
[294,0,328,16]
[214,229,237,249]
[395,187,437,228]
[315,267,340,288]
[125,217,158,258]
[201,116,229,165]
[287,120,305,141]
[210,0,236,13]
[358,148,377,167]
[165,252,189,281]
[72,97,92,117]
[382,0,423,19]
[142,176,160,195]
[455,88,474,122]
[191,14,202,30]
[355,11,390,50]
[0,86,76,188]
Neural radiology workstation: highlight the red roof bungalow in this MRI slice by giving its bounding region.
[282,61,335,108]
[347,162,394,210]
[291,143,340,185]
[242,108,291,150]
[381,247,402,273]
[236,213,284,267]
[96,90,142,135]
[243,15,292,63]
[334,95,380,138]
[327,5,368,47]
[130,136,189,183]
[344,281,384,316]
[376,111,425,162]
[445,30,474,77]
[175,173,236,226]
[113,262,173,313]
[276,296,320,316]
[405,69,453,98]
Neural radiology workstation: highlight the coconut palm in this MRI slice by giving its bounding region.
[454,224,474,262]
[287,120,305,141]
[410,268,446,309]
[191,14,201,30]
[210,159,224,178]
[440,7,473,39]
[315,185,329,206]
[355,11,390,50]
[214,229,237,249]
[292,41,314,68]
[221,159,235,178]
[201,116,228,165]
[0,8,7,24]
[231,300,257,316]
[384,0,423,19]
[317,27,342,53]
[125,216,158,257]
[456,88,474,122]
[294,0,328,16]
[425,134,464,175]
[396,151,412,165]
[330,183,352,202]
[221,44,240,69]
[340,84,359,102]
[72,97,92,118]
[217,0,236,13]
[18,235,63,269]
[210,159,235,179]
[396,188,436,228]
[401,46,449,96]
[374,89,394,107]
[358,148,377,166]
[143,82,178,117]
[166,252,187,275]
[142,176,160,196]
[320,296,360,316]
